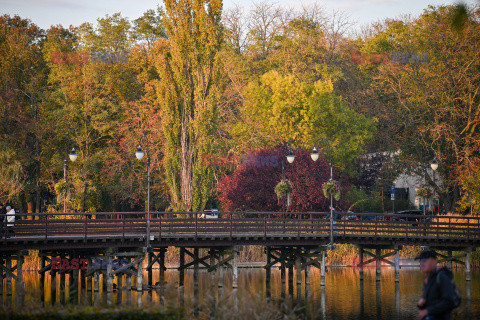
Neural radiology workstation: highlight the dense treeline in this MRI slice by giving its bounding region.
[0,2,479,214]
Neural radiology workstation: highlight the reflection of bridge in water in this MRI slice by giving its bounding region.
[1,211,478,307]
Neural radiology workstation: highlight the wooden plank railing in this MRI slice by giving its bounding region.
[1,212,479,246]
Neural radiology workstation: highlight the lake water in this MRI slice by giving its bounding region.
[1,267,479,319]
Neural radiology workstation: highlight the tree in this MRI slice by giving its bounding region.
[231,70,377,174]
[357,5,480,212]
[154,0,224,211]
[43,14,141,212]
[0,15,47,212]
[217,146,350,212]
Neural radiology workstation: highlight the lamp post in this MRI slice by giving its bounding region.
[135,135,151,250]
[63,142,78,213]
[430,158,438,214]
[311,137,334,244]
[280,142,295,212]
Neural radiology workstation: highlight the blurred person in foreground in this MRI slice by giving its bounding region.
[416,250,460,320]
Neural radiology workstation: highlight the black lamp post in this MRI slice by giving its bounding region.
[63,141,78,213]
[135,135,151,250]
[281,142,295,212]
[430,158,438,214]
[311,137,334,244]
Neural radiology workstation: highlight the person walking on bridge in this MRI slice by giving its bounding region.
[5,205,15,238]
[416,250,460,320]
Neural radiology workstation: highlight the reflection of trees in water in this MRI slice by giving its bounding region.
[9,268,479,318]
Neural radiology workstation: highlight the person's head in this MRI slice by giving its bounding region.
[6,206,11,212]
[416,250,438,274]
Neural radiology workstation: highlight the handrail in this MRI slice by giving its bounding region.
[1,211,478,246]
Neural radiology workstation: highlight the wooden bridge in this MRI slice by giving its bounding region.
[1,211,478,250]
[0,211,478,306]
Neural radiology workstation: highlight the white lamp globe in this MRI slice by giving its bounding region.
[135,146,145,160]
[69,148,78,162]
[310,148,320,161]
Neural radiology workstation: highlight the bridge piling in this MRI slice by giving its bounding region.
[394,250,400,283]
[5,257,11,298]
[179,247,185,288]
[288,263,294,295]
[359,248,364,281]
[16,254,24,306]
[136,255,144,292]
[296,256,301,300]
[69,268,79,305]
[376,248,381,281]
[106,255,113,305]
[51,268,57,306]
[147,252,153,288]
[265,247,271,298]
[194,248,199,290]
[320,250,326,286]
[59,268,66,304]
[232,247,238,289]
[159,248,166,287]
[0,257,3,300]
[466,249,471,281]
[210,249,216,287]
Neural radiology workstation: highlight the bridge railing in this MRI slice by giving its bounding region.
[1,212,479,243]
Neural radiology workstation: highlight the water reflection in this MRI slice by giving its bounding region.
[1,267,479,319]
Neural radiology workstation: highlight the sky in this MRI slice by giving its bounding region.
[0,0,478,31]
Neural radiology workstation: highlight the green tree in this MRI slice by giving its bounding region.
[357,5,480,212]
[0,15,48,212]
[232,70,377,174]
[154,0,224,211]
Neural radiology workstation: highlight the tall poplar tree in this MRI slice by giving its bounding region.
[155,0,224,211]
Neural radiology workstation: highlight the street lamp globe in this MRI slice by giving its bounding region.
[135,146,145,160]
[68,148,78,162]
[430,158,438,171]
[286,152,295,164]
[310,147,320,161]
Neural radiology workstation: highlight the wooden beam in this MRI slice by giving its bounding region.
[111,257,144,275]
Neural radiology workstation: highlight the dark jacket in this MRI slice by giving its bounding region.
[421,267,456,320]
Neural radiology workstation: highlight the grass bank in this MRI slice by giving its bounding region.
[0,306,183,320]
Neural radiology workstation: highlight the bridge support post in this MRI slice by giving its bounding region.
[179,247,185,288]
[125,258,132,291]
[136,255,144,292]
[194,248,199,290]
[296,256,302,300]
[106,255,113,305]
[5,257,11,298]
[69,268,79,305]
[320,250,326,287]
[447,250,453,269]
[16,255,24,306]
[159,248,166,288]
[359,248,364,281]
[210,250,216,287]
[394,249,400,283]
[376,248,381,281]
[305,262,311,298]
[265,247,271,298]
[232,247,238,289]
[117,274,123,304]
[86,274,92,304]
[288,263,294,295]
[147,252,153,288]
[0,257,3,300]
[51,268,57,306]
[60,261,66,304]
[466,249,471,282]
